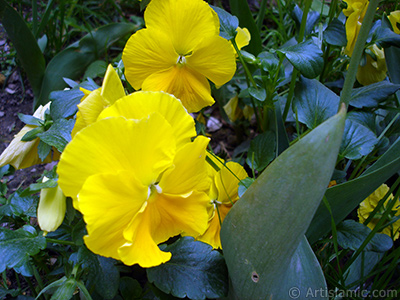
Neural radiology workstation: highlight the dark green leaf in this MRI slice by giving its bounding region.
[37,119,75,152]
[248,87,266,101]
[49,88,85,120]
[21,126,45,142]
[337,220,393,252]
[37,140,52,161]
[349,81,400,108]
[147,237,228,300]
[29,179,57,192]
[293,77,340,129]
[307,137,400,243]
[18,114,43,126]
[0,225,46,272]
[50,278,77,300]
[14,260,34,277]
[0,0,45,97]
[119,277,142,300]
[372,25,400,48]
[36,23,135,107]
[278,39,324,79]
[292,5,320,36]
[0,287,20,299]
[246,131,276,172]
[9,192,37,218]
[211,5,239,40]
[339,119,378,160]
[221,109,345,299]
[84,60,108,79]
[347,111,376,133]
[238,177,255,197]
[229,0,262,55]
[258,51,280,73]
[324,18,347,46]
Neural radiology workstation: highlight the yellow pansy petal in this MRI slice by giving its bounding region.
[186,35,236,86]
[144,0,219,54]
[223,95,243,122]
[99,91,196,148]
[101,64,125,105]
[80,171,148,259]
[235,27,251,50]
[344,10,361,56]
[215,161,248,204]
[142,66,214,113]
[356,45,387,85]
[389,11,400,34]
[58,115,176,206]
[123,28,178,90]
[198,204,231,249]
[160,136,210,195]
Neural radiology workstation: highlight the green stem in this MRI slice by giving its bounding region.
[32,0,38,37]
[327,0,339,24]
[32,264,48,300]
[282,0,312,121]
[339,0,381,108]
[46,238,75,246]
[256,0,268,31]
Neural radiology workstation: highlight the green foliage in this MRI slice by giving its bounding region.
[147,237,228,300]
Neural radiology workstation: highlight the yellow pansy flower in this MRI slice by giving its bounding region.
[356,44,387,85]
[37,177,66,234]
[358,184,400,240]
[234,27,251,54]
[0,103,59,170]
[343,0,369,56]
[122,0,236,113]
[197,155,248,249]
[71,64,125,137]
[58,114,211,267]
[388,10,400,34]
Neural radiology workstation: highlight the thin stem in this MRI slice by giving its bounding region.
[339,0,381,108]
[46,238,75,246]
[256,0,268,31]
[32,0,38,37]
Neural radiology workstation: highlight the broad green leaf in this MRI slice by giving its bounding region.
[211,5,239,40]
[36,23,135,107]
[50,278,77,300]
[324,18,347,46]
[276,236,327,300]
[292,5,320,36]
[220,108,346,299]
[119,277,142,300]
[349,81,400,108]
[83,60,108,79]
[278,39,324,79]
[293,77,340,129]
[147,237,228,300]
[337,220,393,252]
[17,114,43,126]
[339,119,378,160]
[347,111,376,133]
[37,119,75,152]
[9,192,38,218]
[248,86,266,101]
[0,225,46,272]
[21,126,45,142]
[307,136,400,243]
[372,25,400,48]
[0,0,45,97]
[38,140,52,162]
[229,0,262,55]
[246,131,276,172]
[238,177,255,198]
[0,287,20,299]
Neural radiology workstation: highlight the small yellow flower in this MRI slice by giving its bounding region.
[197,155,248,249]
[122,0,236,113]
[388,10,400,34]
[71,64,125,137]
[343,0,369,56]
[0,103,59,170]
[356,44,387,85]
[58,92,211,267]
[358,184,400,240]
[37,177,66,234]
[233,27,251,55]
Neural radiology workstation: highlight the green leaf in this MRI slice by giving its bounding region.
[36,23,135,107]
[307,136,400,243]
[220,108,346,299]
[37,119,75,152]
[292,5,320,37]
[246,131,276,172]
[83,60,108,79]
[147,237,228,300]
[349,81,400,108]
[38,140,52,162]
[0,287,20,299]
[339,119,378,160]
[347,111,376,133]
[277,237,327,300]
[371,25,400,48]
[278,39,323,79]
[21,126,45,142]
[0,225,46,272]
[293,77,340,129]
[324,18,347,47]
[238,177,255,198]
[119,277,142,300]
[17,113,43,126]
[228,0,262,55]
[50,278,77,300]
[9,192,38,218]
[0,0,45,97]
[211,5,239,40]
[248,87,266,101]
[337,220,393,252]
